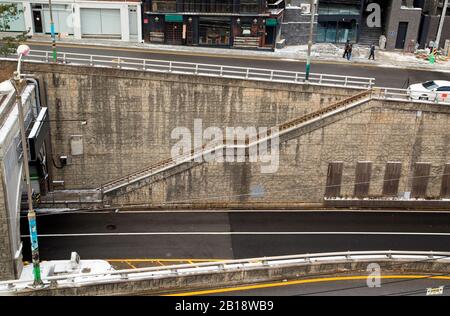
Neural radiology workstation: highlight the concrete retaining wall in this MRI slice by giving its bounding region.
[2,61,363,189]
[11,259,450,296]
[2,61,450,208]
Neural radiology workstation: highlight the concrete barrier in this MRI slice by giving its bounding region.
[3,252,450,296]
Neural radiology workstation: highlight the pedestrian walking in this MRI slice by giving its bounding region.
[368,44,376,60]
[347,43,353,60]
[343,40,350,59]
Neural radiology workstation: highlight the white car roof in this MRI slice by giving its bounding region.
[432,80,450,86]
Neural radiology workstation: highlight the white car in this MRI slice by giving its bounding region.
[407,80,450,102]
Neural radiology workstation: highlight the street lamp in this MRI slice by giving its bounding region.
[10,44,43,287]
[49,0,57,62]
[305,0,317,82]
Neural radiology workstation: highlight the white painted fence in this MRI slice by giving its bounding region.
[2,50,376,89]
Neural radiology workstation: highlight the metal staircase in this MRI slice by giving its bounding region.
[99,89,374,196]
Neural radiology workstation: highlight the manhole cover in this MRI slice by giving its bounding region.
[106,224,117,231]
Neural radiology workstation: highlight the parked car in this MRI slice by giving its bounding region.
[407,80,450,102]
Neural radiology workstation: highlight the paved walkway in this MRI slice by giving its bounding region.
[19,34,450,72]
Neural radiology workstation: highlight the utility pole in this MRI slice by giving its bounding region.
[305,0,316,81]
[435,0,449,49]
[49,0,57,62]
[11,45,43,287]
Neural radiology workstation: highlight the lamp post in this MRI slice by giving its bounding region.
[10,45,43,287]
[49,0,57,62]
[305,0,317,82]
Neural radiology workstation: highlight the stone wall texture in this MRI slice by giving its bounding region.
[4,61,450,209]
[15,62,362,190]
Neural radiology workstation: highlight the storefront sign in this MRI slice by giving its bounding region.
[165,14,183,23]
[266,19,278,27]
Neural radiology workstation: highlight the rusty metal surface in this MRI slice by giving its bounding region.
[382,162,403,197]
[324,162,344,198]
[354,162,372,198]
[411,163,432,198]
[441,164,450,198]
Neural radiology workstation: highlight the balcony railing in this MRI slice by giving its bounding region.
[149,1,263,14]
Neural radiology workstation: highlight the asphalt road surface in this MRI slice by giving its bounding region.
[171,275,450,296]
[20,211,450,261]
[26,43,450,89]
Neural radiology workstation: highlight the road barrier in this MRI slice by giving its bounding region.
[374,87,450,105]
[1,250,449,294]
[1,50,375,89]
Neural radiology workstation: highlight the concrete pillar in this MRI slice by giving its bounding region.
[73,4,82,39]
[137,4,143,43]
[120,5,130,42]
[23,1,34,36]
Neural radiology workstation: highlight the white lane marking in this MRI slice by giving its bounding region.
[20,231,450,238]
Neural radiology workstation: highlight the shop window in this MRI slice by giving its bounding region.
[316,21,357,43]
[237,18,257,37]
[199,16,231,46]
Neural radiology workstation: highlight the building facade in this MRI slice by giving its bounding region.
[281,0,317,46]
[311,0,449,50]
[416,0,450,49]
[315,0,363,44]
[143,0,285,49]
[0,0,142,42]
[0,79,46,280]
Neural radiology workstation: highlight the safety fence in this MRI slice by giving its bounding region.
[1,250,449,292]
[2,50,376,89]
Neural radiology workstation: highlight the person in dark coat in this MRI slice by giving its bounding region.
[343,40,350,59]
[347,44,353,60]
[368,44,376,60]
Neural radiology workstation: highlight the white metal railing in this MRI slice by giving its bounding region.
[4,51,449,105]
[1,250,449,292]
[374,87,450,105]
[1,50,376,89]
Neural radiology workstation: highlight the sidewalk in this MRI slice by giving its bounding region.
[4,33,450,72]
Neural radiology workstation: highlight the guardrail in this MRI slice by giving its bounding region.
[374,87,450,105]
[1,50,376,89]
[1,250,449,292]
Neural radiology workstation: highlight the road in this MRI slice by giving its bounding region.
[169,275,450,296]
[26,42,450,89]
[20,211,450,261]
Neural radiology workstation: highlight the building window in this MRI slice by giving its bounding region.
[152,0,177,12]
[316,20,357,43]
[318,4,360,15]
[198,16,231,46]
[182,0,234,13]
[240,0,261,13]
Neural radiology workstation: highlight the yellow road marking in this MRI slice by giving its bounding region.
[156,260,165,266]
[165,275,450,296]
[188,260,194,264]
